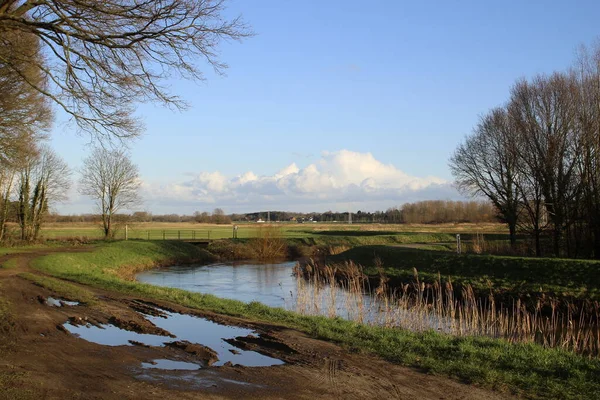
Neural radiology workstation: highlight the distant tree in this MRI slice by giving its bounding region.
[79,147,140,238]
[131,211,152,223]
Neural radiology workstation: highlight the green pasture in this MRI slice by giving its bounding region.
[329,246,600,301]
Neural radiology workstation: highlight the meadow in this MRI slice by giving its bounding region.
[36,221,507,240]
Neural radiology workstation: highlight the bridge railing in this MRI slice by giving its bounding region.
[127,229,214,241]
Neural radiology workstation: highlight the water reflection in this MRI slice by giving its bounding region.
[137,261,298,308]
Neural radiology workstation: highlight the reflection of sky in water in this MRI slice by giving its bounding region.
[46,297,79,307]
[136,262,453,331]
[137,261,298,308]
[64,310,284,367]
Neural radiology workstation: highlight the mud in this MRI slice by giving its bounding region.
[0,249,514,399]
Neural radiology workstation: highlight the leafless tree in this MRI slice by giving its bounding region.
[510,73,581,256]
[0,168,17,241]
[573,42,600,258]
[17,145,70,241]
[449,107,522,245]
[0,0,251,141]
[79,147,140,238]
[0,29,52,169]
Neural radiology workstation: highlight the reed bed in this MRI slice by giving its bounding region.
[292,260,600,357]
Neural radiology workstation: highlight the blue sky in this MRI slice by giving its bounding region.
[50,0,600,215]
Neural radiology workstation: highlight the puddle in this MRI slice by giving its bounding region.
[142,359,201,370]
[64,322,171,347]
[64,309,284,367]
[145,310,285,367]
[46,297,79,307]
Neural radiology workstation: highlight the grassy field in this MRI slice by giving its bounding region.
[22,240,600,399]
[35,221,508,240]
[328,245,600,302]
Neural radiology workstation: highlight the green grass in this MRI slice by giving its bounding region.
[329,246,600,301]
[0,259,18,269]
[18,273,97,304]
[29,240,600,399]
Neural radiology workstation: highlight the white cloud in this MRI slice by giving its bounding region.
[137,150,461,213]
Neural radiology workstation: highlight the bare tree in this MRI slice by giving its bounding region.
[79,147,140,238]
[449,107,522,246]
[0,0,251,141]
[573,42,600,258]
[510,73,581,256]
[0,29,52,169]
[17,145,70,241]
[0,168,16,241]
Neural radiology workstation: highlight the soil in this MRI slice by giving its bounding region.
[0,249,514,400]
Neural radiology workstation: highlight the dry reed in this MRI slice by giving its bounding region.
[293,260,600,358]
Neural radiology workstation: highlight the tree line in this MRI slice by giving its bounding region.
[47,200,496,226]
[450,42,600,258]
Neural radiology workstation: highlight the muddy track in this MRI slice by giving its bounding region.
[0,248,513,400]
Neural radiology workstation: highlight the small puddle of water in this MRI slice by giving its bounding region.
[46,297,79,307]
[64,309,284,367]
[142,359,201,370]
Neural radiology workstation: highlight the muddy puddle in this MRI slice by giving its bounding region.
[64,308,284,368]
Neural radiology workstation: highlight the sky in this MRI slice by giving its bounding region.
[49,0,600,215]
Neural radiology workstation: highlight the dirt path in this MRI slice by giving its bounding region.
[0,249,513,400]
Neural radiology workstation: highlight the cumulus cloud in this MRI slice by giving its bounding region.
[139,150,461,213]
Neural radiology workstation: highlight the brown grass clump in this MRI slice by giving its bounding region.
[250,225,288,260]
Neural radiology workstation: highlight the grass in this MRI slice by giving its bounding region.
[328,246,600,302]
[33,221,509,240]
[29,240,600,399]
[0,258,18,269]
[18,272,97,305]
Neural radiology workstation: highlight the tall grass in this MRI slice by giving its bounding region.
[297,260,600,358]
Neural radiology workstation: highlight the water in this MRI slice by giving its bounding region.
[46,297,79,307]
[142,359,201,370]
[137,261,299,308]
[64,309,284,367]
[136,261,452,330]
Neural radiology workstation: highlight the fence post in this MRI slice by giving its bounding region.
[456,234,461,254]
[125,224,128,241]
